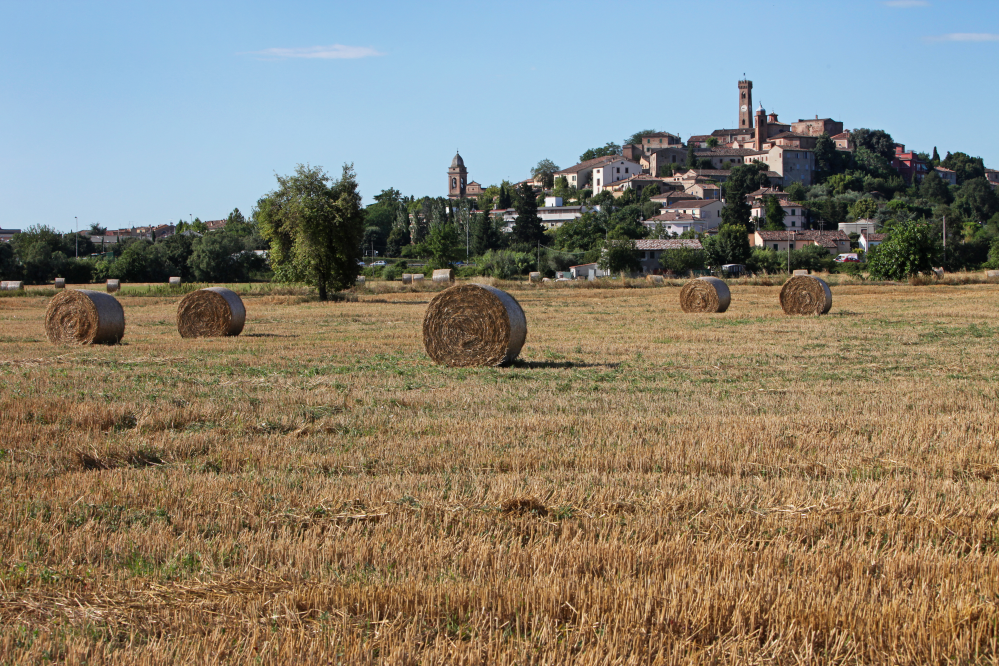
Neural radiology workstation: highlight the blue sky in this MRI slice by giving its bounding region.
[1,0,997,232]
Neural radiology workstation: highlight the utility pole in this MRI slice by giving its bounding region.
[942,215,947,266]
[75,216,78,258]
[787,228,791,273]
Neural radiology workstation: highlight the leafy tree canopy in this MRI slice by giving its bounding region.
[941,151,986,185]
[579,142,621,163]
[531,159,561,189]
[852,128,896,161]
[256,163,366,300]
[867,218,938,280]
[624,129,659,146]
[953,178,999,224]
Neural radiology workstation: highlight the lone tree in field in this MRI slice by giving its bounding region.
[867,218,939,280]
[257,164,365,301]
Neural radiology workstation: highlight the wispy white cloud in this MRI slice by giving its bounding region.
[884,0,929,7]
[925,32,999,42]
[246,44,384,60]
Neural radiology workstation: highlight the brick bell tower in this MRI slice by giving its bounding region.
[738,79,753,129]
[448,151,467,199]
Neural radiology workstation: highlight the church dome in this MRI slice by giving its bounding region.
[451,152,464,169]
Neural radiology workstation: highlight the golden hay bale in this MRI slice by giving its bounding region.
[423,283,527,367]
[355,275,365,286]
[54,278,66,289]
[169,277,181,286]
[176,287,246,338]
[44,289,125,345]
[402,273,413,285]
[413,274,425,283]
[106,279,120,293]
[646,274,664,284]
[679,276,731,313]
[779,275,832,315]
[432,268,455,284]
[528,272,542,283]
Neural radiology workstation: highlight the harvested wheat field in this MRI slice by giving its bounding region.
[1,281,998,664]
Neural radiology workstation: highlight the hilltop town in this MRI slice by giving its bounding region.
[3,79,999,285]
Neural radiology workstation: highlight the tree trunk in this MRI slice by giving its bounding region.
[318,282,328,301]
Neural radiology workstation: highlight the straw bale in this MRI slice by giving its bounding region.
[932,267,944,278]
[413,274,425,283]
[106,279,120,293]
[780,275,832,315]
[2,281,24,291]
[529,272,542,283]
[646,274,664,284]
[542,277,551,283]
[423,283,527,367]
[402,274,413,285]
[988,270,999,278]
[176,287,246,338]
[54,278,65,289]
[679,276,731,313]
[793,269,810,276]
[169,277,181,286]
[432,268,455,284]
[356,275,365,286]
[44,289,125,345]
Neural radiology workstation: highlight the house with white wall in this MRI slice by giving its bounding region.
[554,155,641,193]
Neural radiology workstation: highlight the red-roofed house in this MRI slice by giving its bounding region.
[751,229,850,255]
[892,144,929,184]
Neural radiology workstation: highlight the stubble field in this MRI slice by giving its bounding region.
[1,280,998,664]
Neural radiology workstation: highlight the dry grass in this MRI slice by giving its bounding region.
[1,282,998,664]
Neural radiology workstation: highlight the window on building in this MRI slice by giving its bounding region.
[774,243,778,250]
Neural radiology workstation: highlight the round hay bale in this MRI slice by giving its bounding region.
[541,277,551,283]
[423,283,527,367]
[413,274,425,283]
[176,287,246,338]
[355,275,365,286]
[432,268,455,284]
[54,278,66,289]
[402,273,413,285]
[106,279,120,293]
[646,274,664,284]
[168,277,182,286]
[793,269,810,276]
[987,270,999,279]
[528,272,542,283]
[3,281,24,291]
[679,276,731,313]
[44,289,125,345]
[779,275,832,315]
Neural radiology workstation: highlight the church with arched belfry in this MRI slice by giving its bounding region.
[447,151,484,200]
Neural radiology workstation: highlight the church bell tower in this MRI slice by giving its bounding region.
[448,151,467,199]
[738,79,753,129]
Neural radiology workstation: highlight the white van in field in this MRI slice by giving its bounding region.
[835,253,859,263]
